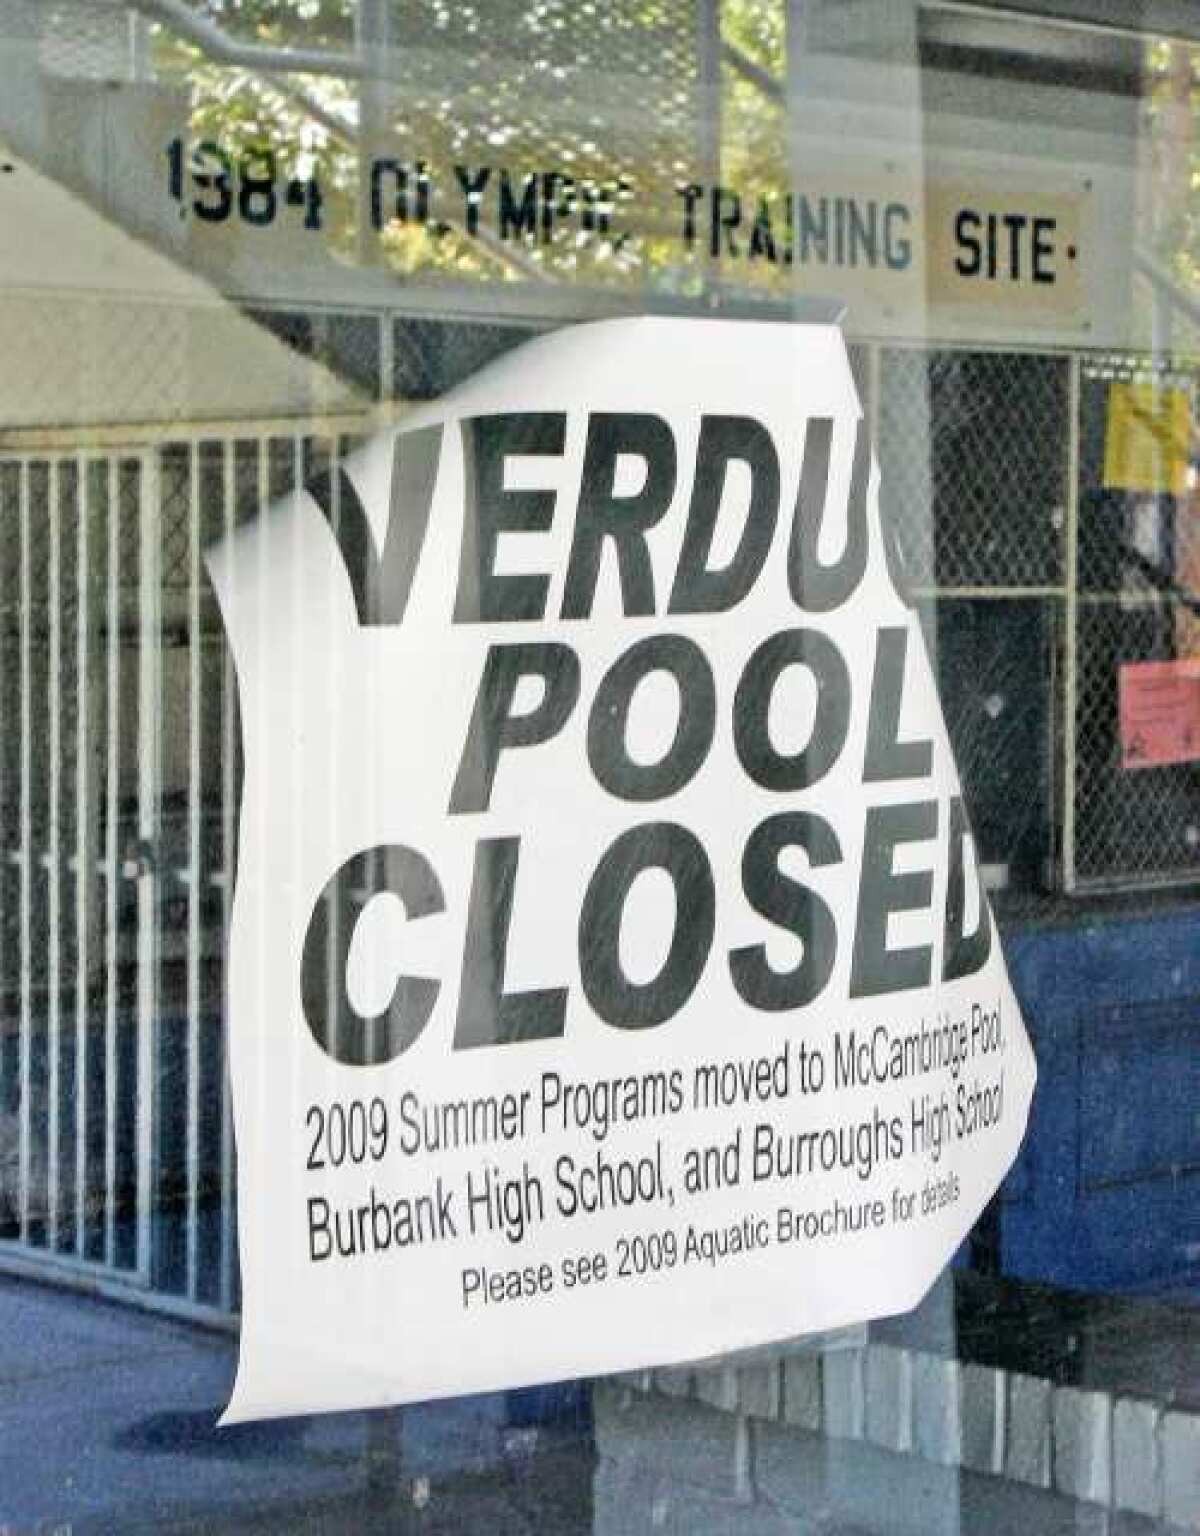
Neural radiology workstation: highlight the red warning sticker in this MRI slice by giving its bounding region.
[1118,660,1200,771]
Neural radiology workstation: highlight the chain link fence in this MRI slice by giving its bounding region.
[876,341,1200,896]
[1,307,1199,1322]
[876,346,1067,893]
[1071,356,1200,889]
[37,1,137,83]
[249,314,1200,898]
[879,348,1068,592]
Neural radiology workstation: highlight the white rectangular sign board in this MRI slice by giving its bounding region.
[208,318,1036,1423]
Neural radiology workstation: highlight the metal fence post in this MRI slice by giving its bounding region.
[1062,354,1082,893]
[135,453,162,1284]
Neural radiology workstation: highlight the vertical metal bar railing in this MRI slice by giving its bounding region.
[0,470,12,1236]
[135,456,161,1284]
[46,460,62,1251]
[185,445,203,1301]
[1062,356,1082,893]
[217,440,237,1312]
[17,461,32,1244]
[103,460,120,1270]
[254,442,271,1096]
[74,455,92,1256]
[0,427,359,1310]
[696,0,722,301]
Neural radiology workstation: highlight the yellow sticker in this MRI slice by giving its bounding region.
[1103,381,1191,496]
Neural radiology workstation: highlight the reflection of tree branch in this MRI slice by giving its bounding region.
[135,0,550,282]
[1135,246,1200,332]
[131,0,364,80]
[137,2,780,285]
[721,43,783,104]
[264,80,551,282]
[136,0,790,113]
[1120,538,1200,617]
[256,76,354,146]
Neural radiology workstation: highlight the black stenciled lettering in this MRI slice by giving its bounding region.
[884,203,912,269]
[307,425,443,627]
[749,200,778,262]
[579,823,714,1029]
[668,415,780,614]
[955,209,982,276]
[541,171,575,242]
[454,164,492,236]
[863,626,933,782]
[711,186,741,258]
[581,180,620,236]
[847,200,877,267]
[366,156,430,226]
[499,170,537,239]
[587,635,715,802]
[1032,217,1056,283]
[734,628,851,792]
[942,795,993,981]
[412,161,431,223]
[849,801,937,998]
[301,845,444,1067]
[676,183,703,247]
[1003,212,1027,280]
[371,158,409,228]
[798,195,828,263]
[561,413,676,619]
[454,837,567,1048]
[730,810,841,1012]
[454,413,566,623]
[788,417,870,612]
[450,642,580,814]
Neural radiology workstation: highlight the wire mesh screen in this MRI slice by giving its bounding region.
[37,1,134,83]
[1070,359,1200,890]
[0,454,148,1265]
[246,311,384,404]
[938,597,1056,890]
[875,347,1068,891]
[380,0,707,260]
[1,327,1198,1320]
[394,316,543,400]
[0,464,23,1236]
[878,348,1068,592]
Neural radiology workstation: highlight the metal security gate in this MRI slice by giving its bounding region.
[0,428,360,1320]
[874,343,1200,898]
[0,336,1196,1322]
[1068,356,1200,891]
[875,344,1071,896]
[0,452,159,1288]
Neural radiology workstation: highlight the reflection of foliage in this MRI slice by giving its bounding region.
[152,13,361,259]
[1143,41,1200,295]
[380,221,501,281]
[189,0,355,50]
[725,0,784,69]
[723,0,787,296]
[149,0,792,291]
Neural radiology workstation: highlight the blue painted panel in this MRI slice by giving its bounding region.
[1079,1001,1200,1191]
[1000,913,1200,1297]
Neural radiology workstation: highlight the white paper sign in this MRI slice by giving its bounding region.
[209,318,1036,1424]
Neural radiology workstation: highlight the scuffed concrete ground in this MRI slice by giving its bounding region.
[0,1273,593,1533]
